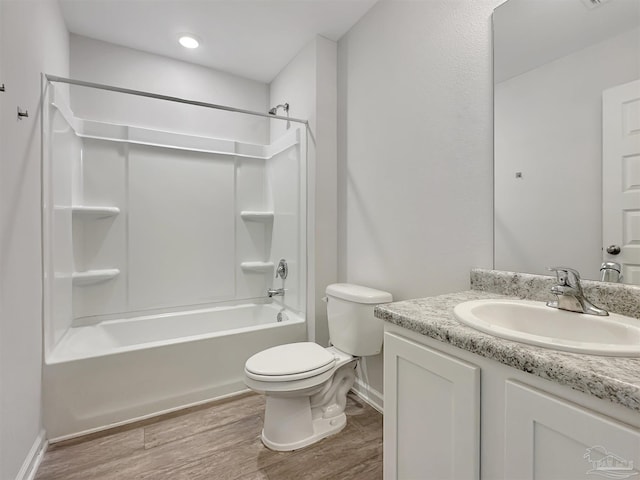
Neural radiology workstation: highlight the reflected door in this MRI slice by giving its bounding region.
[603,79,640,284]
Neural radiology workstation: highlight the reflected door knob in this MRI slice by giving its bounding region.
[606,245,621,255]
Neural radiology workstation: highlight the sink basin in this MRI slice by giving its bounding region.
[453,299,640,356]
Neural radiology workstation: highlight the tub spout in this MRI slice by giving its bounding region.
[267,288,285,298]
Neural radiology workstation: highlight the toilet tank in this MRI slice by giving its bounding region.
[325,283,393,356]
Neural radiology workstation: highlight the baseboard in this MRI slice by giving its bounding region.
[15,429,48,480]
[352,378,384,413]
[48,387,251,444]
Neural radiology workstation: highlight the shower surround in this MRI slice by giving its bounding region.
[42,82,307,440]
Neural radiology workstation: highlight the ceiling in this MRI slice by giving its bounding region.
[59,0,379,84]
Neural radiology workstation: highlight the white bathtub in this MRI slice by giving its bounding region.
[43,303,306,440]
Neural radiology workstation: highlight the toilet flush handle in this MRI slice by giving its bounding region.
[321,296,328,303]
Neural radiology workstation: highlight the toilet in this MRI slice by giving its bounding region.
[244,283,392,451]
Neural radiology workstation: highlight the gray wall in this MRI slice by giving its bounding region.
[337,0,499,402]
[0,0,69,478]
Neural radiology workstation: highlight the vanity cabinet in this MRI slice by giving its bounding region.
[504,381,640,480]
[383,325,640,480]
[383,332,480,480]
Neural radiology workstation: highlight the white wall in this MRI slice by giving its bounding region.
[0,0,69,478]
[269,36,338,345]
[40,35,284,335]
[43,111,299,350]
[495,28,640,280]
[337,0,498,402]
[70,35,269,144]
[266,131,307,315]
[45,104,79,357]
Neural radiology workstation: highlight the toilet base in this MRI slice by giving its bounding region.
[249,350,357,452]
[259,359,356,451]
[261,412,347,451]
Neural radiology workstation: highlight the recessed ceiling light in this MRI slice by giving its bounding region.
[178,35,200,49]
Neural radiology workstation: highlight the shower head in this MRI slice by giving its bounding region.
[268,103,289,116]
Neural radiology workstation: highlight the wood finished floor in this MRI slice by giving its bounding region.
[35,392,382,480]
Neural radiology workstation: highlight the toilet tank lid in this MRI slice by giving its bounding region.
[326,283,392,304]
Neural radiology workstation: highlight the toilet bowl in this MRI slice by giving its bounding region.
[245,342,356,450]
[244,283,392,451]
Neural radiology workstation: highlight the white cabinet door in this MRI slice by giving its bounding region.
[505,380,640,480]
[383,332,480,480]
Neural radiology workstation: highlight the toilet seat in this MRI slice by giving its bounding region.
[245,342,336,382]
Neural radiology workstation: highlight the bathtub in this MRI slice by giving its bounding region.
[43,303,306,441]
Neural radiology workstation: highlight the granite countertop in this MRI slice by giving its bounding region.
[375,272,640,413]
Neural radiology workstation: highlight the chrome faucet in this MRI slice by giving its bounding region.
[600,262,622,283]
[547,267,608,316]
[268,259,288,298]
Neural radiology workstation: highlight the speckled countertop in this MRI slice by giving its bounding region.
[375,269,640,413]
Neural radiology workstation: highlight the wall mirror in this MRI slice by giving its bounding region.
[493,0,640,284]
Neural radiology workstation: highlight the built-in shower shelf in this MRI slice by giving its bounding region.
[240,211,274,222]
[72,206,120,219]
[240,262,274,273]
[72,269,120,286]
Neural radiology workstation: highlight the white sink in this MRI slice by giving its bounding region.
[453,299,640,357]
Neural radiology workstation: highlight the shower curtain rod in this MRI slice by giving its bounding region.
[45,74,308,125]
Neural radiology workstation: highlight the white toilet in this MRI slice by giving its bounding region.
[244,283,392,451]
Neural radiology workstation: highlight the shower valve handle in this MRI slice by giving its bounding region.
[275,259,288,279]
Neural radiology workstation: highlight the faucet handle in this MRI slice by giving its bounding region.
[275,259,288,280]
[548,266,581,287]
